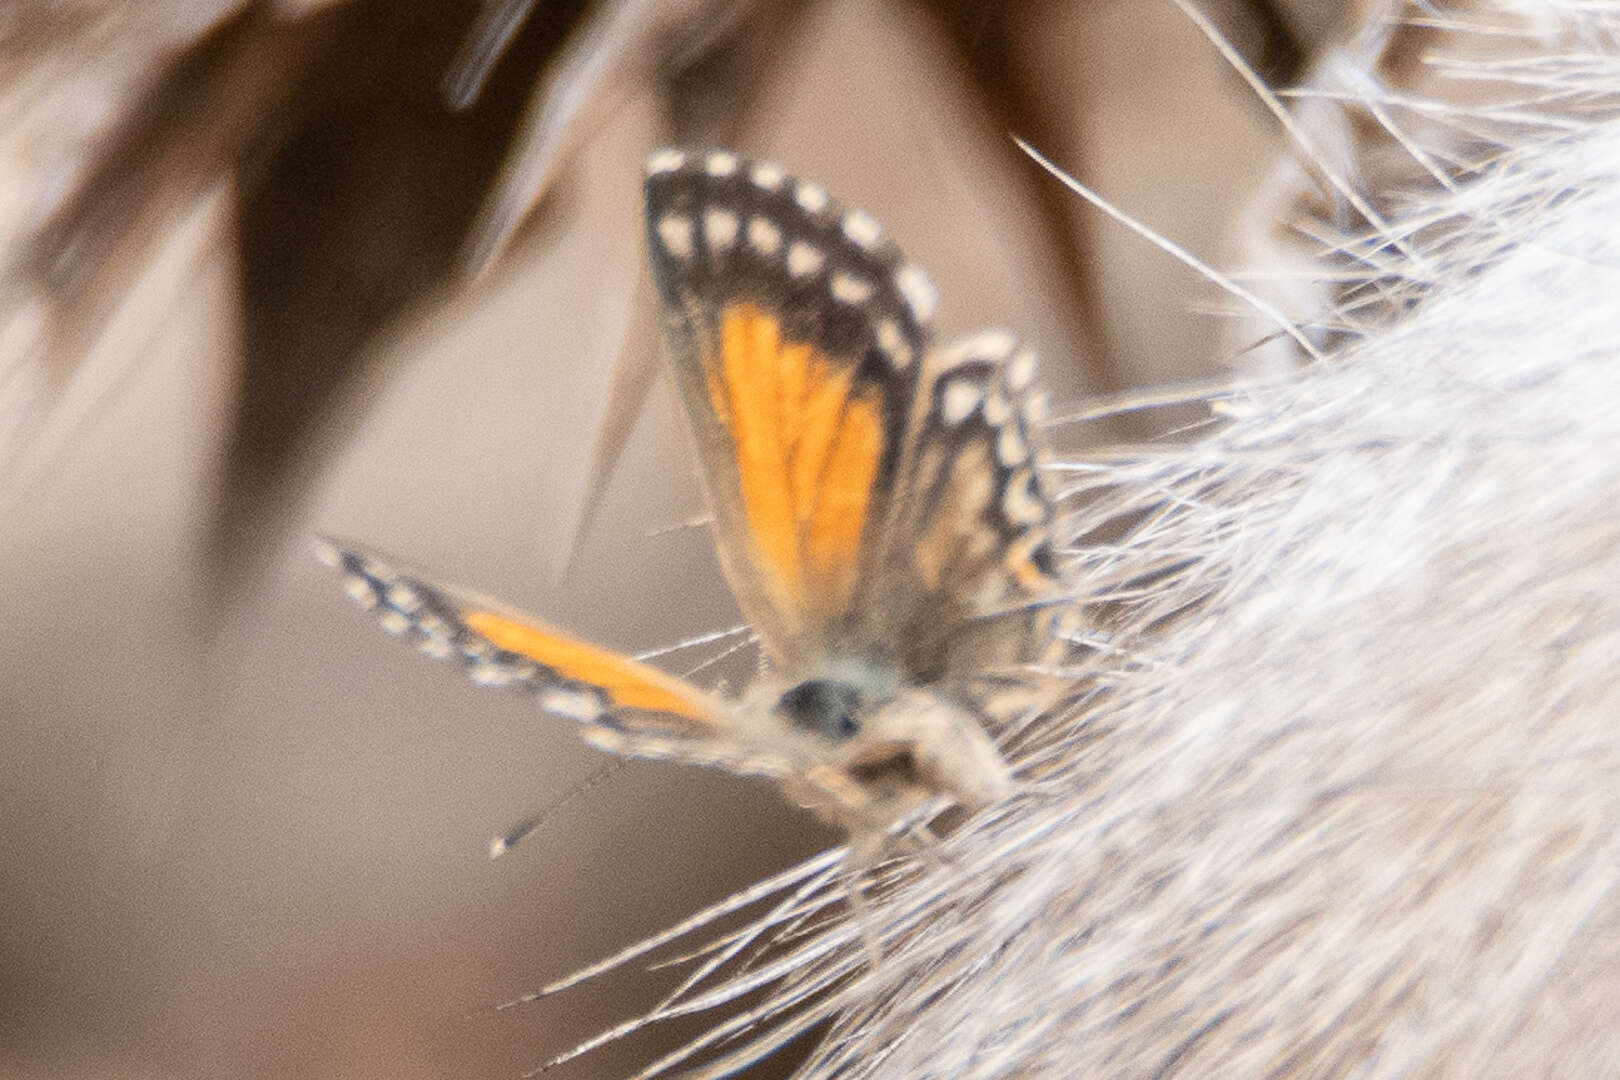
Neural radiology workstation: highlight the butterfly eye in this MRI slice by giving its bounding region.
[775,679,864,742]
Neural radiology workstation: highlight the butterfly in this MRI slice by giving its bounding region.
[320,148,1062,839]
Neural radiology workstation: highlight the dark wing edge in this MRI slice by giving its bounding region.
[313,537,731,746]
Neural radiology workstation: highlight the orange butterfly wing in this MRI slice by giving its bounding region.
[318,540,741,754]
[644,151,934,670]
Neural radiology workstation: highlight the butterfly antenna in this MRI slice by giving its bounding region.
[489,758,630,859]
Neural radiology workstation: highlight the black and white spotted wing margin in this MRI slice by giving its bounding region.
[315,538,801,782]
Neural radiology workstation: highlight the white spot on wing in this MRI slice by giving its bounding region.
[469,662,511,687]
[379,609,409,635]
[704,207,739,252]
[875,317,913,369]
[543,687,606,721]
[1023,390,1050,427]
[418,634,454,660]
[842,208,882,249]
[1006,348,1038,391]
[795,180,829,213]
[831,271,875,305]
[384,582,420,613]
[582,727,628,753]
[646,148,685,175]
[1002,469,1047,525]
[984,389,1012,426]
[996,422,1028,468]
[895,263,937,322]
[971,329,1016,360]
[657,213,694,259]
[750,160,786,190]
[747,216,781,255]
[635,736,678,758]
[704,150,738,177]
[343,575,378,608]
[941,380,982,426]
[787,240,824,278]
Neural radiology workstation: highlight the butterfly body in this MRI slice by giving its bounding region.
[739,663,1013,831]
[323,148,1058,838]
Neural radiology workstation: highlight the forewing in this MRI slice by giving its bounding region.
[318,539,794,776]
[876,331,1063,679]
[642,149,936,669]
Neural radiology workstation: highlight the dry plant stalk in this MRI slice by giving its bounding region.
[546,3,1620,1076]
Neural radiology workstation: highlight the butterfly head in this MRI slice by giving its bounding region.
[757,660,1013,831]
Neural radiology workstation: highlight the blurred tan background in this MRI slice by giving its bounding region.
[0,1,1358,1076]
